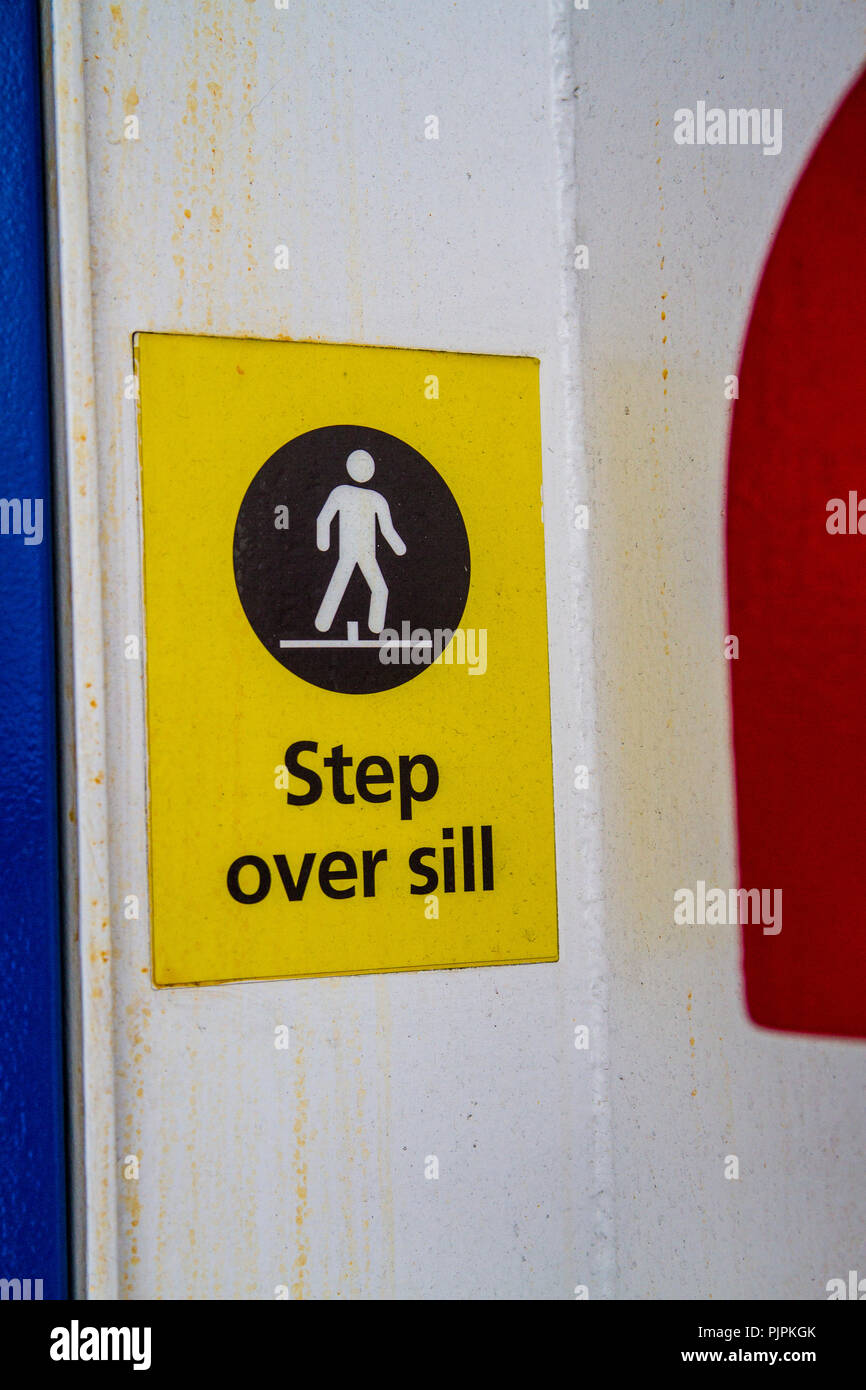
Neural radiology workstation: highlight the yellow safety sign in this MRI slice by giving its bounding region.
[136,333,557,985]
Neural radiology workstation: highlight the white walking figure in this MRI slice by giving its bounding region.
[314,450,406,634]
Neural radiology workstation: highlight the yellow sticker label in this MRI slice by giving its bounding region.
[137,333,557,985]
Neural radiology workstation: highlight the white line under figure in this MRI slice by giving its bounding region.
[314,450,407,635]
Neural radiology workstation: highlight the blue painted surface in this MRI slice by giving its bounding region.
[0,2,67,1298]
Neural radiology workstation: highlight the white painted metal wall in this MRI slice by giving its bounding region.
[574,1,866,1298]
[43,0,866,1300]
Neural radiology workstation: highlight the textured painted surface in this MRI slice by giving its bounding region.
[575,1,866,1297]
[42,0,119,1300]
[47,0,602,1298]
[0,0,67,1298]
[47,0,866,1300]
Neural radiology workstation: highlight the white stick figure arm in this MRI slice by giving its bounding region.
[316,491,341,551]
[375,496,407,556]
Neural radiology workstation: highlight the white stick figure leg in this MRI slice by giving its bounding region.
[315,558,356,632]
[358,555,389,634]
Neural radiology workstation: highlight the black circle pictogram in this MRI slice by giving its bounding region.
[233,425,471,694]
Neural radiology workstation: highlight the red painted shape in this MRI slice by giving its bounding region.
[727,68,866,1037]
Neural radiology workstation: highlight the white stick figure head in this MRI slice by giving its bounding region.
[346,449,375,483]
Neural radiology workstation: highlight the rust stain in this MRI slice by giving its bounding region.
[375,980,396,1295]
[119,1164,142,1296]
[183,81,199,126]
[291,1042,310,1299]
[109,5,128,51]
